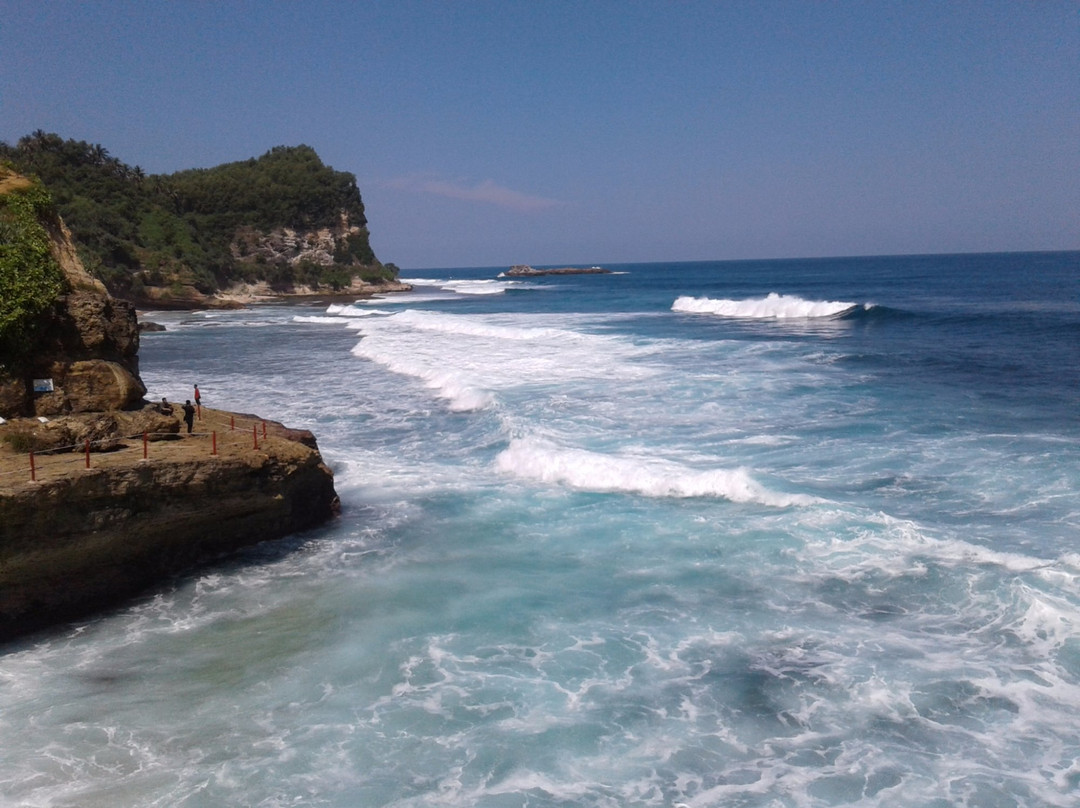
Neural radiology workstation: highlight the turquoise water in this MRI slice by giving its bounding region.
[2,253,1079,806]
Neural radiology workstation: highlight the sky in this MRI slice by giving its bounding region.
[2,1,1078,269]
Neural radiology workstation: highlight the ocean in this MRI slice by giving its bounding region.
[2,252,1079,807]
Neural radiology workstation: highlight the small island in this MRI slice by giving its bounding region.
[501,264,611,277]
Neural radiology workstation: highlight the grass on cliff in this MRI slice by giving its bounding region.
[0,169,67,369]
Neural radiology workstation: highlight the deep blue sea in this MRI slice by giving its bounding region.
[2,252,1079,807]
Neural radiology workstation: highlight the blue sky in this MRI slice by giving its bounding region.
[3,1,1077,269]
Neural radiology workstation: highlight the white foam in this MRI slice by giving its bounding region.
[400,277,520,296]
[348,310,659,411]
[378,309,576,341]
[672,292,859,319]
[441,279,515,295]
[495,437,820,506]
[326,304,391,316]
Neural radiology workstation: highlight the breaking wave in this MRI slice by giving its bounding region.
[495,437,821,506]
[401,277,522,296]
[672,292,865,319]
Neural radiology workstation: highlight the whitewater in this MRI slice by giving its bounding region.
[2,252,1079,807]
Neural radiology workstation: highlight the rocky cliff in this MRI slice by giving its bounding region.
[139,211,412,308]
[0,170,145,418]
[0,170,340,642]
[2,136,404,307]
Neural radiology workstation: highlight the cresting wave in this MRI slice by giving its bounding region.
[495,437,821,506]
[672,292,865,318]
[325,303,391,317]
[401,276,523,295]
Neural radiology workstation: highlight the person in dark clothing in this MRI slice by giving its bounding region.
[182,400,195,433]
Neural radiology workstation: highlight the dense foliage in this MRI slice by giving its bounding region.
[0,132,388,300]
[0,170,67,368]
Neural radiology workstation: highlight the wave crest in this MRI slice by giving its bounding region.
[672,292,861,319]
[495,438,819,506]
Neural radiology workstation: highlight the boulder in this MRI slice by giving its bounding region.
[32,359,145,416]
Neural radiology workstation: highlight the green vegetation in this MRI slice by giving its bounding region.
[0,170,67,367]
[0,132,392,301]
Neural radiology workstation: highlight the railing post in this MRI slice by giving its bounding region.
[262,421,267,440]
[143,430,148,460]
[230,415,235,431]
[29,451,36,482]
[212,431,218,456]
[253,424,259,450]
[84,439,91,469]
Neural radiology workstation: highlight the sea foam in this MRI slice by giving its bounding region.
[401,277,520,295]
[672,292,859,318]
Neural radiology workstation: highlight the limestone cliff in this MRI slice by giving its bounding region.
[131,211,411,308]
[0,170,145,418]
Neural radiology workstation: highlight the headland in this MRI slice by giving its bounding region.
[0,166,340,642]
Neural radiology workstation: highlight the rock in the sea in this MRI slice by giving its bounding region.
[503,265,611,277]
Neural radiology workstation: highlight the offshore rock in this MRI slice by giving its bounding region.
[503,265,611,277]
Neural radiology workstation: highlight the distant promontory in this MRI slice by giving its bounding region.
[0,132,409,309]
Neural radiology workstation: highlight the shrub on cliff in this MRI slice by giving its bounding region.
[0,170,67,368]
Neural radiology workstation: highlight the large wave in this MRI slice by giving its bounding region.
[401,277,524,296]
[672,292,863,319]
[495,437,820,507]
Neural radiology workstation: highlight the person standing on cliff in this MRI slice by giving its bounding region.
[194,384,202,410]
[182,400,195,434]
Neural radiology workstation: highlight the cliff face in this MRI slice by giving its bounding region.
[0,168,341,642]
[0,172,145,418]
[0,429,339,641]
[232,210,365,268]
[132,210,409,308]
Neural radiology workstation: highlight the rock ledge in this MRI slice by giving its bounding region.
[0,408,338,642]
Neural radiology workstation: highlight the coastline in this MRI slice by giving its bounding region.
[134,279,414,311]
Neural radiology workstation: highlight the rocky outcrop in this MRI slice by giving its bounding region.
[503,265,611,277]
[0,170,341,642]
[0,417,338,641]
[231,211,366,268]
[0,187,145,418]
